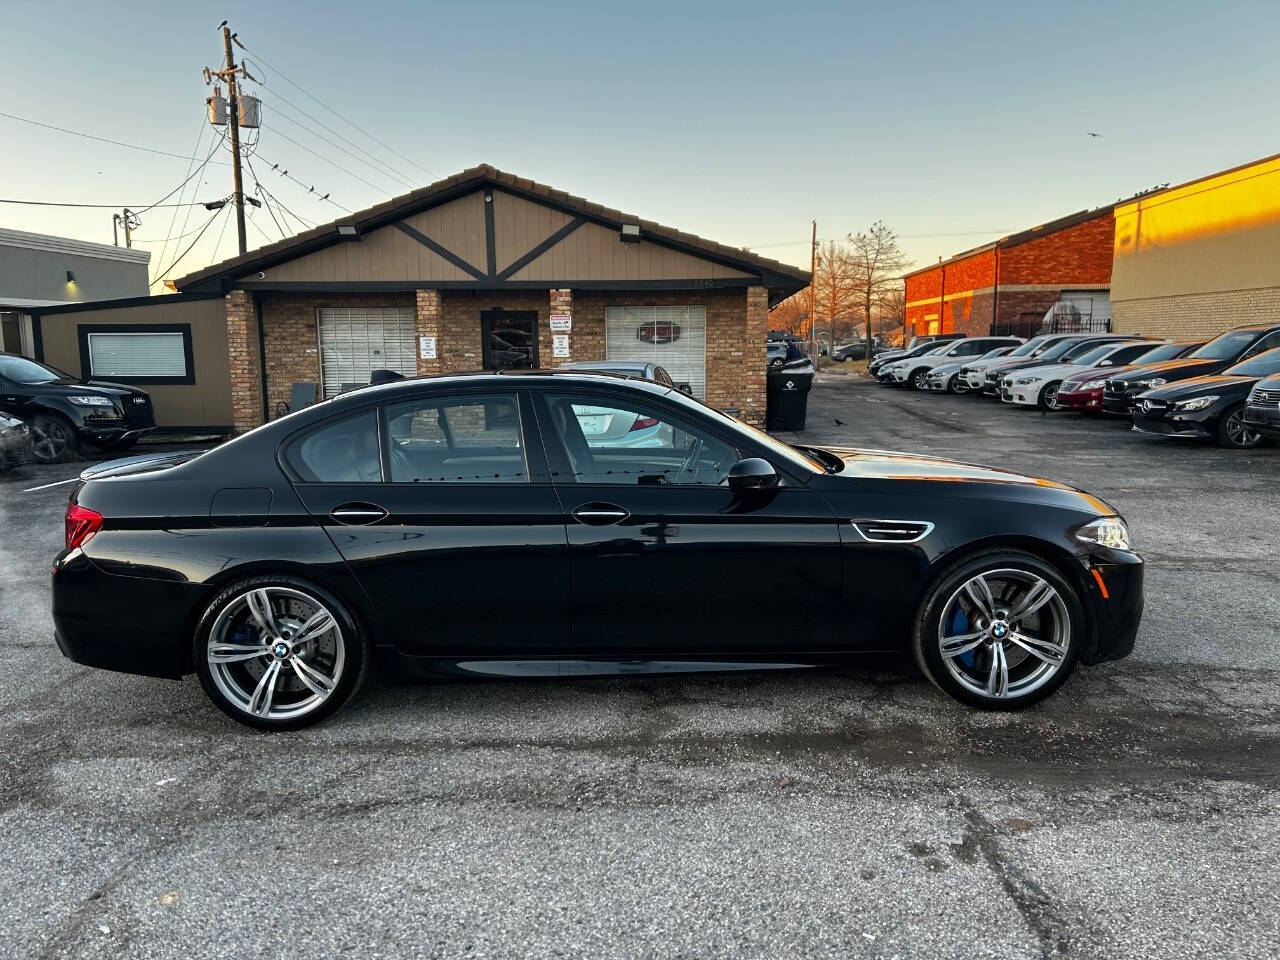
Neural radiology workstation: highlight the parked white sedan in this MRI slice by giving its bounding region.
[887,336,1023,388]
[999,340,1165,409]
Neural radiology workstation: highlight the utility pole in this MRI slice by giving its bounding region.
[221,25,247,254]
[205,24,250,254]
[112,208,139,248]
[808,220,818,361]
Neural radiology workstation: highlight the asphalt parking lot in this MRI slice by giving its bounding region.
[1,376,1277,959]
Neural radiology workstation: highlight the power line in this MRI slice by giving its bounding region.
[131,215,232,244]
[0,197,211,209]
[149,206,228,288]
[0,111,230,165]
[260,123,391,195]
[235,40,438,180]
[136,130,229,214]
[154,119,210,274]
[244,156,289,239]
[247,82,417,189]
[254,152,351,213]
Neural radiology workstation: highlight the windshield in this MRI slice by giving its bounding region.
[1035,338,1092,362]
[1008,337,1047,357]
[663,389,824,475]
[1226,348,1280,377]
[1192,330,1261,360]
[1136,342,1191,363]
[0,355,70,384]
[1069,343,1124,366]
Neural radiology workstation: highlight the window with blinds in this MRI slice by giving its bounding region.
[87,331,189,378]
[317,307,417,399]
[604,306,707,398]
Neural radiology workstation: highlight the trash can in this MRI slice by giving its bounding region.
[766,358,815,431]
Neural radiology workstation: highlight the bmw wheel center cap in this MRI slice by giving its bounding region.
[272,641,291,659]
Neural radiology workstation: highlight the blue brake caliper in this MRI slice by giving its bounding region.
[946,605,976,669]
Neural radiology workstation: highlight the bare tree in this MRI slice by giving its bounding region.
[872,286,905,338]
[848,222,911,348]
[812,240,861,350]
[768,293,808,337]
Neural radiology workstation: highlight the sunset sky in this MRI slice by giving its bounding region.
[2,0,1277,286]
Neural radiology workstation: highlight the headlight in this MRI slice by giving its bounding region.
[1014,376,1036,385]
[1081,379,1108,390]
[1135,377,1167,389]
[1174,395,1218,412]
[68,395,115,407]
[1076,517,1131,551]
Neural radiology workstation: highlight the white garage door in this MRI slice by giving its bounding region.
[605,305,707,398]
[318,306,416,398]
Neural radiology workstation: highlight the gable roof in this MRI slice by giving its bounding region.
[175,164,809,299]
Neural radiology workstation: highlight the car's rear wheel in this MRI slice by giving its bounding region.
[29,414,79,463]
[1216,404,1262,449]
[193,576,369,730]
[912,550,1083,709]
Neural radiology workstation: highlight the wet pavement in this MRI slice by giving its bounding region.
[1,379,1277,959]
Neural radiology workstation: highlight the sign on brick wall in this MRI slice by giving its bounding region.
[549,314,571,332]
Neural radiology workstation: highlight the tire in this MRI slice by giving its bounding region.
[193,575,371,730]
[909,368,929,390]
[911,549,1084,710]
[948,374,968,395]
[29,414,79,463]
[1038,381,1061,410]
[1216,404,1262,449]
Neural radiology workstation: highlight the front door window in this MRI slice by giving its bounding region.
[482,311,539,370]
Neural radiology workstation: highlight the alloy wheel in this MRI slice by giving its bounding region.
[1223,409,1260,448]
[936,568,1070,700]
[31,421,69,461]
[206,586,345,721]
[1042,383,1060,409]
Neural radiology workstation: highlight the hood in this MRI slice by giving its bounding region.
[1109,357,1225,385]
[1143,374,1257,401]
[79,448,204,481]
[927,360,966,375]
[817,446,1117,514]
[1003,361,1083,382]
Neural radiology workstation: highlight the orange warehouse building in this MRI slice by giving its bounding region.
[903,206,1116,341]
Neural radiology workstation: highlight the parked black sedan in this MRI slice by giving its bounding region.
[53,370,1142,729]
[0,352,156,462]
[1103,323,1280,414]
[1131,347,1280,448]
[1243,374,1280,443]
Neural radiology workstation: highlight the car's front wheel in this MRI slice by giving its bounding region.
[193,576,369,730]
[1039,381,1061,410]
[912,550,1083,709]
[1216,404,1262,449]
[30,414,79,463]
[909,368,929,390]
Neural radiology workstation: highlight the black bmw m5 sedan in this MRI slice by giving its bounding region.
[53,370,1143,729]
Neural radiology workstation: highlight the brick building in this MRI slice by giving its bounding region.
[176,165,808,431]
[1112,153,1280,338]
[903,207,1115,341]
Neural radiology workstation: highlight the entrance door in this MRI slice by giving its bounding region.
[534,387,843,658]
[482,311,539,370]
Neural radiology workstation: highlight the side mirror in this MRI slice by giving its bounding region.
[1099,359,1113,367]
[727,457,779,493]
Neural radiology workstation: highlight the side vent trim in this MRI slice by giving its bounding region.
[851,519,935,544]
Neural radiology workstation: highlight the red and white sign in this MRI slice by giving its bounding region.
[549,314,572,332]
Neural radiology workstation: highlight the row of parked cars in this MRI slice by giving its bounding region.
[866,323,1280,449]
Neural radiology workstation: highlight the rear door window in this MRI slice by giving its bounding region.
[384,393,528,483]
[287,410,382,482]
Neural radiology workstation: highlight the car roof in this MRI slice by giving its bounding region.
[558,360,654,373]
[322,368,673,406]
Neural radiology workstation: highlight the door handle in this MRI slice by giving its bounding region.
[329,502,388,525]
[571,502,630,525]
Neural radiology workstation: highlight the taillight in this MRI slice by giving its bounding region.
[65,503,103,551]
[629,416,659,432]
